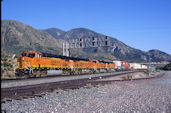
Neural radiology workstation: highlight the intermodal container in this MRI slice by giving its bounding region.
[121,61,126,67]
[121,66,126,69]
[125,62,129,70]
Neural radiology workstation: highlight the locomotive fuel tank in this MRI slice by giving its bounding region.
[47,70,62,76]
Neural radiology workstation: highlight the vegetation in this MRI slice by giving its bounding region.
[142,70,150,75]
[1,53,18,79]
[162,63,171,71]
[156,63,171,71]
[121,75,132,80]
[2,62,13,68]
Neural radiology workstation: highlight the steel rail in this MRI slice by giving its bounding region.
[1,71,138,99]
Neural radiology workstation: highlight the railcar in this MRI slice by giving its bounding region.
[15,51,116,78]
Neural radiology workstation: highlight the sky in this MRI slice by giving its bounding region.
[2,0,171,54]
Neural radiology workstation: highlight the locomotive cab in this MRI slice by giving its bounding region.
[16,51,42,77]
[17,51,41,68]
[21,51,42,58]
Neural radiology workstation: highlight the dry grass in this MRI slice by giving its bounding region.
[1,55,18,79]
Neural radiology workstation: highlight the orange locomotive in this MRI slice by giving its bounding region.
[15,51,116,77]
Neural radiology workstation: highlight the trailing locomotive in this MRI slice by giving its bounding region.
[15,51,116,77]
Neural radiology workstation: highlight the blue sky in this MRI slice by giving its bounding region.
[2,0,171,54]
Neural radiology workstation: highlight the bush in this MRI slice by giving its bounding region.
[2,62,13,68]
[162,63,171,71]
[1,69,4,73]
[2,58,8,61]
[143,70,149,75]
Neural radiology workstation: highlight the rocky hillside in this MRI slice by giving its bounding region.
[1,20,63,55]
[43,28,66,39]
[58,28,171,62]
[147,49,171,62]
[1,20,171,62]
[57,28,149,62]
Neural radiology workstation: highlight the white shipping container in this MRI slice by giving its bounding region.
[113,60,122,67]
[129,63,141,69]
[130,63,148,69]
[141,65,147,69]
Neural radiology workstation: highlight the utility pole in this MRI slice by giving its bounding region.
[148,53,151,75]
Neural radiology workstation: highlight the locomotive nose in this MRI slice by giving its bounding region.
[17,57,22,68]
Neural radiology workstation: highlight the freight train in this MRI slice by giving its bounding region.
[15,51,147,78]
[15,51,118,78]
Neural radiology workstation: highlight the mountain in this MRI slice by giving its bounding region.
[58,28,149,62]
[1,20,171,62]
[147,49,171,62]
[43,28,66,39]
[58,28,102,39]
[58,28,171,62]
[1,20,64,55]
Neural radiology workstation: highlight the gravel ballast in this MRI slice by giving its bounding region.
[2,71,171,113]
[2,71,132,88]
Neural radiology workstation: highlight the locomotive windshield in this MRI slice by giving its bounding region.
[22,53,27,56]
[92,61,96,63]
[28,53,35,58]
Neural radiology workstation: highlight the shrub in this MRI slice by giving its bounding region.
[3,62,13,68]
[2,58,8,61]
[160,63,171,71]
[121,76,129,80]
[1,69,4,73]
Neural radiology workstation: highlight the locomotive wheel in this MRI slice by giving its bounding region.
[15,69,29,78]
[32,70,40,77]
[76,69,79,75]
[78,69,82,75]
[73,69,77,75]
[62,69,70,75]
[90,69,94,74]
[97,69,100,73]
[40,70,47,77]
[65,70,70,75]
[62,70,66,75]
[70,70,75,75]
[32,70,47,77]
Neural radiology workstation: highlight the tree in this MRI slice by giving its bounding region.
[162,63,171,71]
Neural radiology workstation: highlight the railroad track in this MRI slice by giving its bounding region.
[1,71,138,100]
